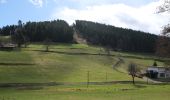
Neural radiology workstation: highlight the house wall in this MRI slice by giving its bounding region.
[165,72,170,78]
[147,67,170,79]
[158,72,166,78]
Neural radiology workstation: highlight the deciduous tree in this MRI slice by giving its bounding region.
[156,0,170,57]
[128,63,140,84]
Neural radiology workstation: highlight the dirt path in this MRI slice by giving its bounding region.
[112,57,127,74]
[73,28,87,44]
[142,77,163,84]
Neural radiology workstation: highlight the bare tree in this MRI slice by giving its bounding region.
[157,0,170,35]
[157,0,170,13]
[156,0,170,57]
[12,20,26,48]
[128,63,140,85]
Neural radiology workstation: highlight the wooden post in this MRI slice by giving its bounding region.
[87,71,90,88]
[106,72,108,82]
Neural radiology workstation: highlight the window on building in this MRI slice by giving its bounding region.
[160,73,165,78]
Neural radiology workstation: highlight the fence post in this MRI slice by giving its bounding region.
[106,72,108,82]
[87,71,90,88]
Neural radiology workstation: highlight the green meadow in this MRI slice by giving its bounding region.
[0,44,169,100]
[1,84,170,100]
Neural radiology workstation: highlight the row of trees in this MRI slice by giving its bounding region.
[0,20,74,47]
[75,20,158,53]
[0,19,169,56]
[23,20,73,42]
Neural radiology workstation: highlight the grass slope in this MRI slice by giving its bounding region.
[0,44,165,83]
[0,43,169,100]
[1,84,170,100]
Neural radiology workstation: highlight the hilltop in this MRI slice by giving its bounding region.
[0,20,158,53]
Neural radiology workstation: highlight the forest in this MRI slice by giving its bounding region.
[0,20,73,43]
[75,20,158,53]
[0,20,161,53]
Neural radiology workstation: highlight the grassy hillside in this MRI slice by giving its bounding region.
[1,84,170,100]
[0,43,165,83]
[0,43,170,100]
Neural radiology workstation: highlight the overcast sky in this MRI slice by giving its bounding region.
[0,0,169,34]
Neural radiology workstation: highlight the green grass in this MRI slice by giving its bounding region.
[0,43,169,100]
[0,83,170,100]
[0,43,166,83]
[0,51,33,64]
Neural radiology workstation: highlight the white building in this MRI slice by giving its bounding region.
[147,66,170,78]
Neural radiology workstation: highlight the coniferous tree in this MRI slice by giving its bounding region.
[153,61,157,66]
[12,20,25,47]
[75,20,158,53]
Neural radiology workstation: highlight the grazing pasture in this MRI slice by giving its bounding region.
[0,44,169,100]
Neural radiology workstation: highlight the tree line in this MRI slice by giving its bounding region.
[75,20,158,53]
[0,19,169,55]
[0,20,74,43]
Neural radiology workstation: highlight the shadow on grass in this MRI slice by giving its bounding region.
[32,49,115,57]
[2,81,169,89]
[134,84,147,88]
[0,62,35,66]
[29,49,170,63]
[0,82,62,88]
[149,82,170,86]
[152,78,170,83]
[50,47,86,50]
[16,86,44,90]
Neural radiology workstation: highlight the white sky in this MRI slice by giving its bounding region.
[51,0,170,34]
[0,0,169,34]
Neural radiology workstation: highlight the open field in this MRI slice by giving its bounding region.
[0,44,165,83]
[0,43,169,100]
[1,83,170,100]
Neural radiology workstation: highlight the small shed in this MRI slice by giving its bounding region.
[146,66,170,79]
[0,36,17,51]
[0,43,17,51]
